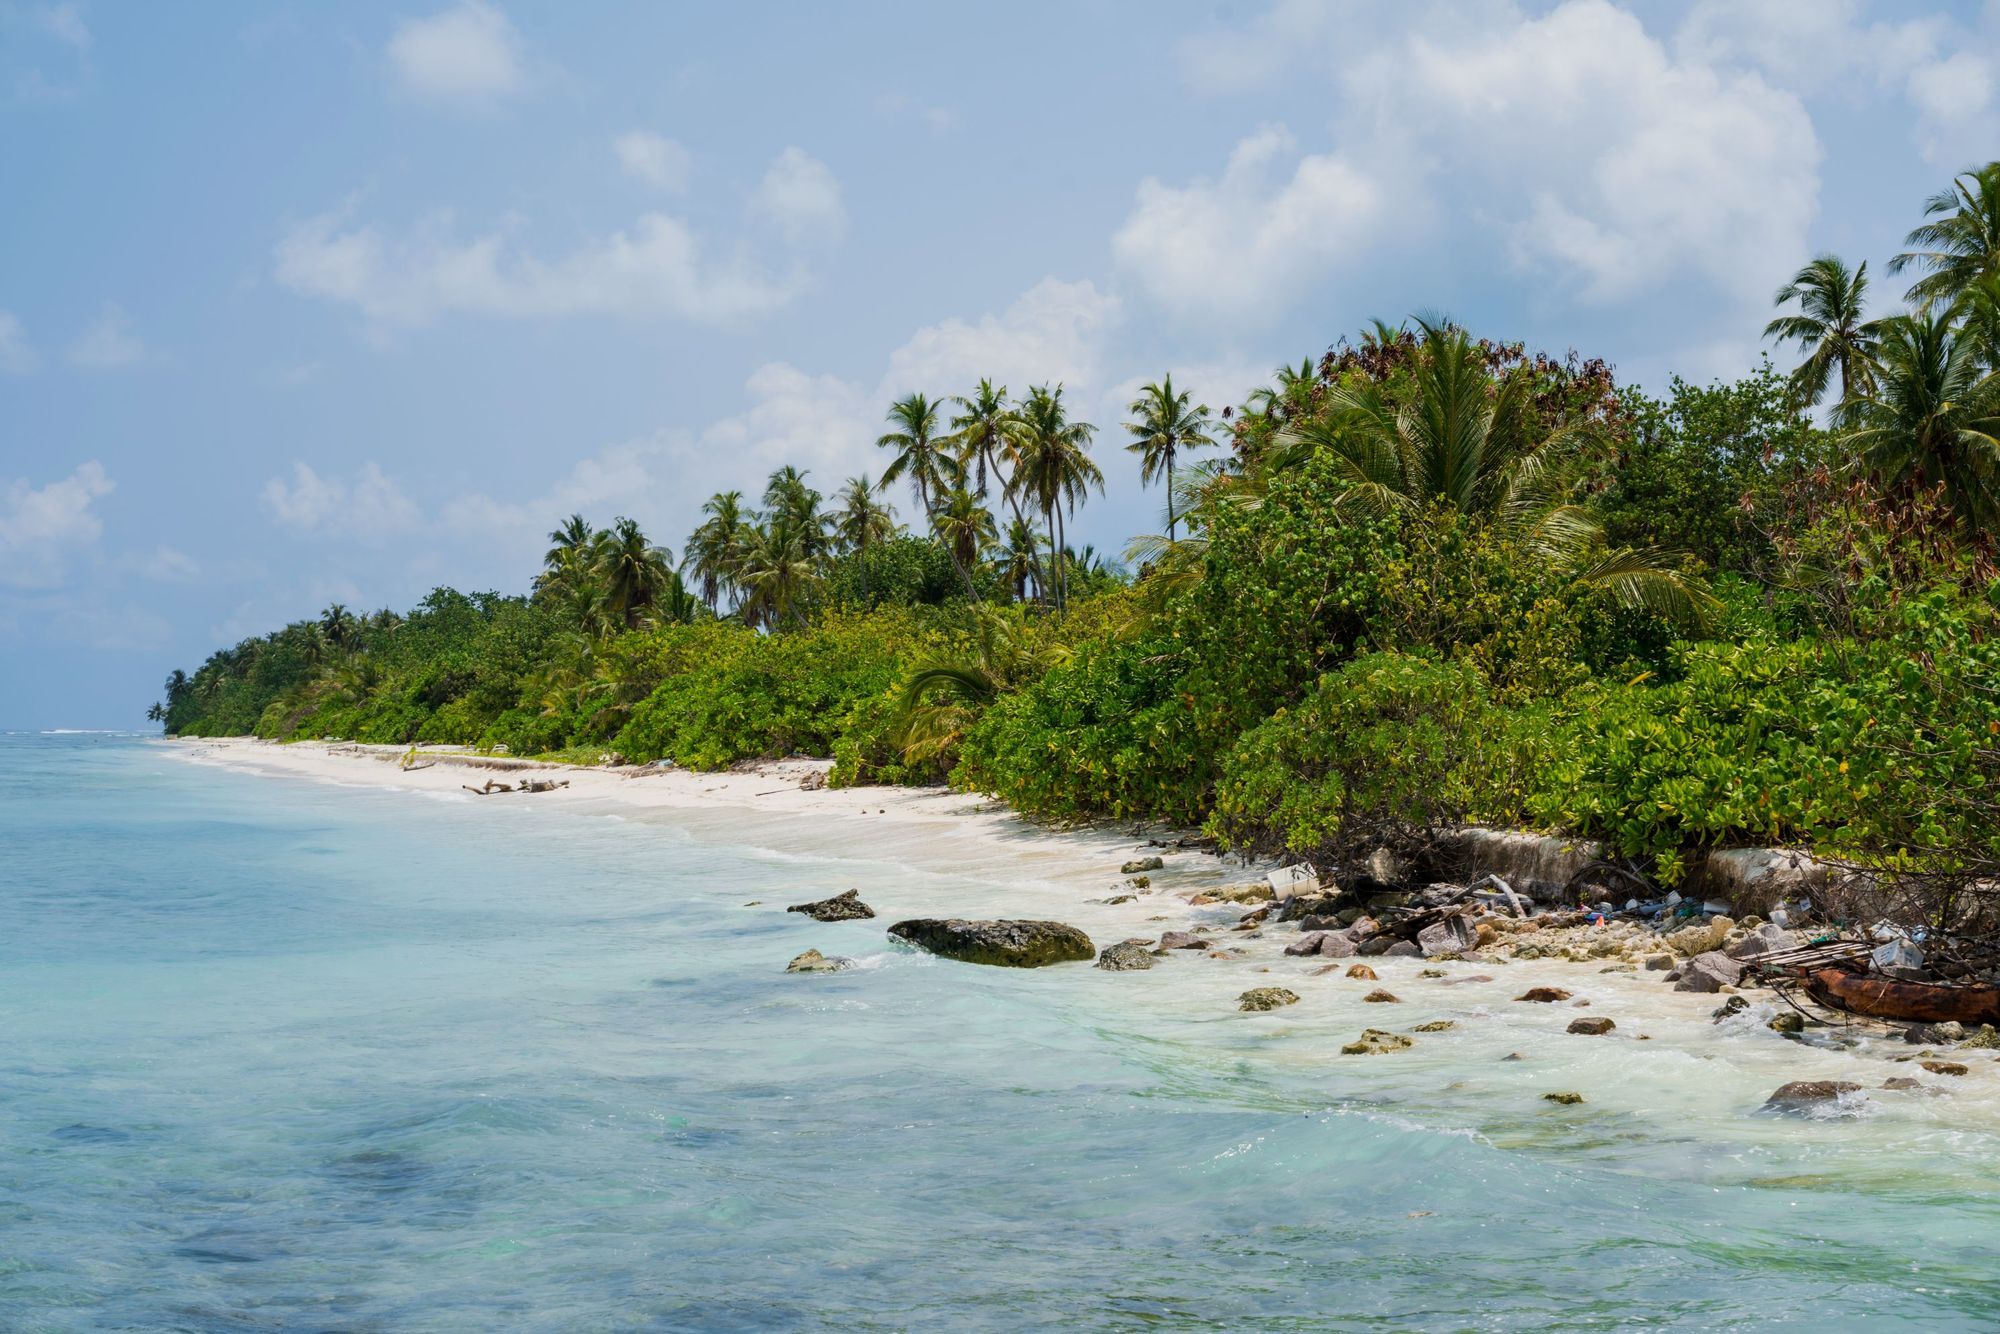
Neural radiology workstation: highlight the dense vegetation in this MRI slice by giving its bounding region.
[159,164,2000,891]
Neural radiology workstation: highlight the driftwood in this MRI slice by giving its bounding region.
[460,778,570,796]
[1804,965,2000,1027]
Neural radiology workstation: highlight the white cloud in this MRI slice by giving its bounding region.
[0,310,35,373]
[386,1,524,107]
[135,545,199,583]
[1173,0,1342,95]
[274,205,796,327]
[1112,124,1384,323]
[261,462,419,539]
[0,460,113,589]
[40,2,89,50]
[883,277,1121,397]
[614,130,692,191]
[872,93,958,136]
[697,364,875,483]
[750,147,844,245]
[440,440,676,546]
[67,302,147,367]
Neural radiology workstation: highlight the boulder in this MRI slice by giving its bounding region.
[1213,881,1274,904]
[1363,989,1401,1004]
[1121,856,1165,875]
[1239,987,1300,1012]
[1417,915,1478,958]
[1726,922,1798,961]
[1763,1080,1863,1110]
[1413,1020,1456,1032]
[786,948,852,973]
[1642,953,1675,971]
[1882,1076,1922,1090]
[1516,987,1572,1003]
[1672,951,1746,993]
[1158,931,1208,951]
[887,918,1095,968]
[1712,995,1749,1020]
[1921,1060,1970,1076]
[1768,1012,1805,1034]
[1963,1025,2000,1050]
[1383,940,1423,958]
[787,889,876,922]
[1346,964,1379,980]
[1096,941,1156,972]
[1285,932,1334,957]
[1542,1092,1585,1105]
[1567,1017,1616,1035]
[1665,916,1735,958]
[1341,1028,1413,1055]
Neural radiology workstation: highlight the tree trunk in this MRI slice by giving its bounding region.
[1167,448,1177,543]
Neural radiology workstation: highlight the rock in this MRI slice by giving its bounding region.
[1642,953,1675,971]
[1346,964,1379,980]
[1121,856,1165,875]
[1383,940,1423,959]
[1712,995,1749,1021]
[1501,1052,1525,1061]
[1128,876,1152,889]
[887,918,1095,968]
[1441,974,1495,986]
[787,889,876,922]
[1096,941,1156,971]
[1882,1076,1922,1090]
[1567,1017,1616,1035]
[1516,987,1572,1003]
[1768,1012,1806,1034]
[786,948,852,973]
[1285,932,1334,957]
[1341,1028,1413,1055]
[1964,1025,2000,1050]
[1413,1020,1456,1032]
[1726,922,1799,961]
[1921,1060,1970,1076]
[1158,931,1208,951]
[1214,881,1274,904]
[1932,1021,1968,1043]
[1542,1092,1585,1105]
[1417,915,1478,957]
[1363,989,1401,1003]
[1239,987,1300,1012]
[1672,951,1746,993]
[1418,968,1446,978]
[1763,1080,1863,1110]
[1665,916,1735,958]
[1433,827,1607,902]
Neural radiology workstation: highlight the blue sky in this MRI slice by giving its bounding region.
[3,0,1997,727]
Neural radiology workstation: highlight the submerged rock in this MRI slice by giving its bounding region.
[1121,856,1165,875]
[1363,989,1401,1004]
[786,948,853,973]
[1342,1028,1412,1055]
[1764,1080,1863,1110]
[887,918,1095,968]
[1158,931,1208,951]
[1768,1012,1806,1034]
[1096,941,1156,972]
[1239,986,1300,1012]
[1516,987,1572,1003]
[1567,1017,1616,1035]
[1346,964,1379,980]
[1882,1076,1922,1090]
[1413,1020,1456,1033]
[1542,1091,1585,1105]
[787,889,876,922]
[1921,1060,1970,1076]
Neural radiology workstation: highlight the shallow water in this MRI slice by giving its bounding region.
[3,733,1999,1330]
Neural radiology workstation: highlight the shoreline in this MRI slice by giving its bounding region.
[161,737,1997,1120]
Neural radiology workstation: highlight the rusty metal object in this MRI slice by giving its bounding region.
[1804,966,2000,1026]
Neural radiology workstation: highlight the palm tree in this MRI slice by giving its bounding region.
[318,603,358,653]
[537,513,600,603]
[1014,384,1103,609]
[1276,317,1712,625]
[931,487,997,575]
[1246,359,1319,422]
[993,517,1041,601]
[681,491,748,612]
[594,517,674,630]
[1840,308,2000,529]
[1125,374,1216,541]
[949,379,1024,515]
[877,393,963,527]
[736,517,821,630]
[1764,254,1882,412]
[1891,162,2000,309]
[833,474,897,555]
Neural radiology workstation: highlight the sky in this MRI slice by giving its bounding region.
[3,0,1998,727]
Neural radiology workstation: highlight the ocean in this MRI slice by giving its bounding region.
[4,732,1998,1330]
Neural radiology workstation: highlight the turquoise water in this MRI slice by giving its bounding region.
[4,733,2000,1330]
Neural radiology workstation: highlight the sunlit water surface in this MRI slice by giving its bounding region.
[3,733,1999,1330]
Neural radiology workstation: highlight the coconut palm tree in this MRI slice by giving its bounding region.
[1840,308,2000,529]
[993,517,1041,601]
[318,603,358,654]
[1124,374,1216,541]
[931,487,997,575]
[949,379,1024,515]
[1276,317,1712,625]
[762,466,830,559]
[1892,162,2000,310]
[877,393,963,527]
[1765,254,1882,412]
[681,491,748,612]
[736,516,821,630]
[1014,384,1103,609]
[832,474,897,555]
[1246,359,1318,422]
[594,517,674,630]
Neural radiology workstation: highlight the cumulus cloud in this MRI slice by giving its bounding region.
[440,440,676,546]
[386,1,525,107]
[261,462,419,539]
[273,205,796,327]
[67,302,147,368]
[750,147,845,244]
[883,277,1120,397]
[0,460,114,589]
[614,130,692,191]
[1111,124,1383,322]
[0,310,36,373]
